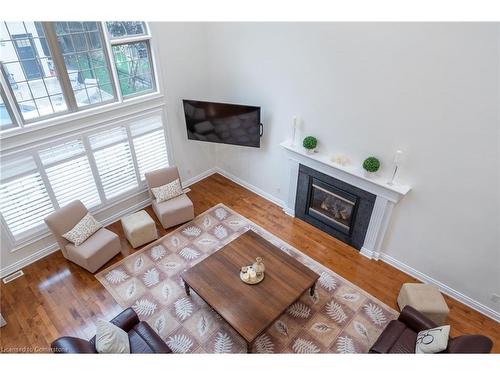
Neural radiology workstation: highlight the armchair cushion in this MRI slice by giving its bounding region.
[152,193,194,229]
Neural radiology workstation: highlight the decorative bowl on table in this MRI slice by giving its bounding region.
[240,258,265,285]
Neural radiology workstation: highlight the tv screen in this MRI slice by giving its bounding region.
[183,100,261,148]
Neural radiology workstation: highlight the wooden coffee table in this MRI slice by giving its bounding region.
[181,230,319,353]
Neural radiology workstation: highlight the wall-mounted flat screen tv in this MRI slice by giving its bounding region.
[183,100,261,148]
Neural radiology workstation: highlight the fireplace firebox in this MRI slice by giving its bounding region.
[295,164,376,250]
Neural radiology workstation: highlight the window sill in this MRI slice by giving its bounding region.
[0,91,165,142]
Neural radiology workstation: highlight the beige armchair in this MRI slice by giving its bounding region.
[145,166,194,229]
[44,200,122,273]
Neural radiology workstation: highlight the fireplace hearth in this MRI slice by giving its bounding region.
[295,164,376,250]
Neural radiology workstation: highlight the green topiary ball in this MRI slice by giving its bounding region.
[363,157,380,173]
[303,136,318,150]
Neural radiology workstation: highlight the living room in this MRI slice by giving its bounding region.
[1,0,499,373]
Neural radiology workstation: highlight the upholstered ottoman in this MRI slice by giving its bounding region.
[121,210,158,248]
[397,283,449,325]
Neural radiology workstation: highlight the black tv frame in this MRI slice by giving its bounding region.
[182,99,263,148]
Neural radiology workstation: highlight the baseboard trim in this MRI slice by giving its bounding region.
[283,207,295,217]
[380,253,500,323]
[183,168,217,187]
[215,167,286,208]
[0,168,216,279]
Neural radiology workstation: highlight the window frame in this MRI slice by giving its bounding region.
[0,21,161,137]
[0,85,18,130]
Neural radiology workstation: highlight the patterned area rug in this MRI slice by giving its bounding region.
[96,204,396,353]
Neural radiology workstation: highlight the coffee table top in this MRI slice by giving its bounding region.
[181,230,319,343]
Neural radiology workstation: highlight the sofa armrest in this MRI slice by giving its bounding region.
[51,337,96,354]
[398,305,437,332]
[446,335,493,353]
[110,308,140,332]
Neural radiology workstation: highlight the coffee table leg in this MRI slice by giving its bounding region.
[183,280,191,296]
[310,282,316,296]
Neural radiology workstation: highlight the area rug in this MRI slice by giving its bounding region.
[96,204,397,353]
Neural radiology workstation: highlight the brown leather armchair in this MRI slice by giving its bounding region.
[51,308,171,354]
[369,305,493,353]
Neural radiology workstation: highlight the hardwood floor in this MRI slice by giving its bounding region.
[1,173,498,353]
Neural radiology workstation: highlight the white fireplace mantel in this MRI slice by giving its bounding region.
[280,140,411,260]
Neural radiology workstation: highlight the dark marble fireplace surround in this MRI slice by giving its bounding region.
[295,164,376,250]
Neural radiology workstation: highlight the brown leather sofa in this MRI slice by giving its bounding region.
[369,305,493,353]
[51,308,171,353]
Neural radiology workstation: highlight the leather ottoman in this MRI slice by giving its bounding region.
[397,283,449,325]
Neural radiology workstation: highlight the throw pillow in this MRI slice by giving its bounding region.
[95,319,130,354]
[62,213,102,246]
[415,325,450,354]
[151,178,183,203]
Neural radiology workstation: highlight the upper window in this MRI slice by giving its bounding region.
[54,22,115,108]
[106,22,147,39]
[0,21,156,131]
[112,41,155,97]
[1,22,68,121]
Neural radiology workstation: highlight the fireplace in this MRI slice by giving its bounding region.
[295,164,376,250]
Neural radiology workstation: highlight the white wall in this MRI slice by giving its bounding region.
[149,22,215,182]
[206,23,500,316]
[0,23,215,275]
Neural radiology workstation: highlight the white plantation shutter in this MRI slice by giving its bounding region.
[0,111,169,242]
[90,127,138,199]
[40,140,101,209]
[130,116,169,180]
[0,155,54,238]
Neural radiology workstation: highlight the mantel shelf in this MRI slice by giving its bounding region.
[280,140,411,200]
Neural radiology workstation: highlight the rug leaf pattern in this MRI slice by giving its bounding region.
[96,204,396,353]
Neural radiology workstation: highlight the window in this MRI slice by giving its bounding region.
[106,22,147,39]
[39,140,101,208]
[0,21,156,131]
[0,155,54,238]
[112,42,155,97]
[54,22,115,108]
[1,22,68,121]
[0,111,168,242]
